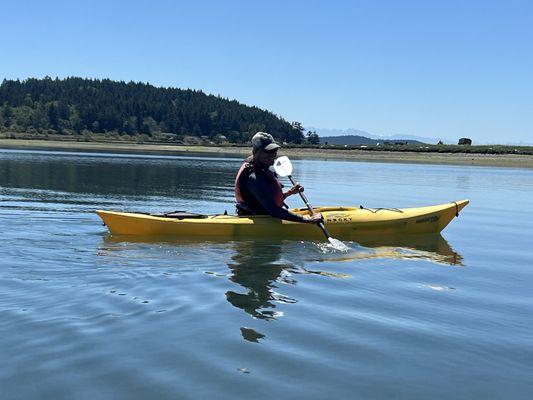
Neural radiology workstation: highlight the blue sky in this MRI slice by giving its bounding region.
[1,0,532,144]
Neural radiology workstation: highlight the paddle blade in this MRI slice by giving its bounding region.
[273,156,293,177]
[328,237,351,252]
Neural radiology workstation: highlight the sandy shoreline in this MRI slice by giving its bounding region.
[1,138,532,168]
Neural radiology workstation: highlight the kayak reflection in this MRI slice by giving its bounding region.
[103,232,462,267]
[335,234,463,266]
[100,233,462,342]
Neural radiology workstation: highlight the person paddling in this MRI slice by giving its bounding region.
[235,132,323,224]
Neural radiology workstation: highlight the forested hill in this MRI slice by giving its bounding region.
[0,77,304,143]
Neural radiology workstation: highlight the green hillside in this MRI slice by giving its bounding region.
[0,77,304,144]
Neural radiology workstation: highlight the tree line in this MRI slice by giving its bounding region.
[0,77,307,144]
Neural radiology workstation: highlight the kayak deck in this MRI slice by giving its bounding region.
[96,200,469,239]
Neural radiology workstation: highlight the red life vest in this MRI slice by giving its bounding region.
[235,159,284,209]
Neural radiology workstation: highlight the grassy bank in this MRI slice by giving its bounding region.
[1,137,532,168]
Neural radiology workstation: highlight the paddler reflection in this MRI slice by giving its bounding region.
[225,240,292,322]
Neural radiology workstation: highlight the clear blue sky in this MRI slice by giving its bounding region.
[2,0,532,144]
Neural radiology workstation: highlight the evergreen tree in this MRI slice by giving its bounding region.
[48,103,58,129]
[2,103,13,126]
[306,130,320,145]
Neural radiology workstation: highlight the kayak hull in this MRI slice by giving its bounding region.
[96,200,469,239]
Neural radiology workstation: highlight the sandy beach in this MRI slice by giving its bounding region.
[1,138,532,168]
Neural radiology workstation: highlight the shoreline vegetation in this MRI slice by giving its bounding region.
[1,78,531,168]
[1,136,532,168]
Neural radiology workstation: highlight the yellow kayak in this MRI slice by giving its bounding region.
[96,199,468,239]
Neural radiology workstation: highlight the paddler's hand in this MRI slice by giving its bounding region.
[304,213,323,224]
[284,183,304,198]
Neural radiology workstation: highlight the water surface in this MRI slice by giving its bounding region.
[1,149,532,399]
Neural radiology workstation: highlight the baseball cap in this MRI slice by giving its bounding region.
[252,132,280,152]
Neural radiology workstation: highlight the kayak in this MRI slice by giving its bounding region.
[96,199,469,239]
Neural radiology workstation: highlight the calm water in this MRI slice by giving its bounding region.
[1,148,532,400]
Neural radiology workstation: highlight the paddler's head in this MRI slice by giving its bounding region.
[252,132,280,168]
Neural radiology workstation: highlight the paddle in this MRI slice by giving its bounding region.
[274,156,350,251]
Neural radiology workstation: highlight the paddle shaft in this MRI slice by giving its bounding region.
[287,175,332,239]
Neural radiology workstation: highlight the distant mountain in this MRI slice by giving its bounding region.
[319,135,425,146]
[373,133,447,144]
[308,127,447,145]
[319,135,379,145]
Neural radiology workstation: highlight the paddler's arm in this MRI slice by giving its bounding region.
[283,183,304,198]
[247,174,322,223]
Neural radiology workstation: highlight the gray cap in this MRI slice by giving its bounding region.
[252,132,280,152]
